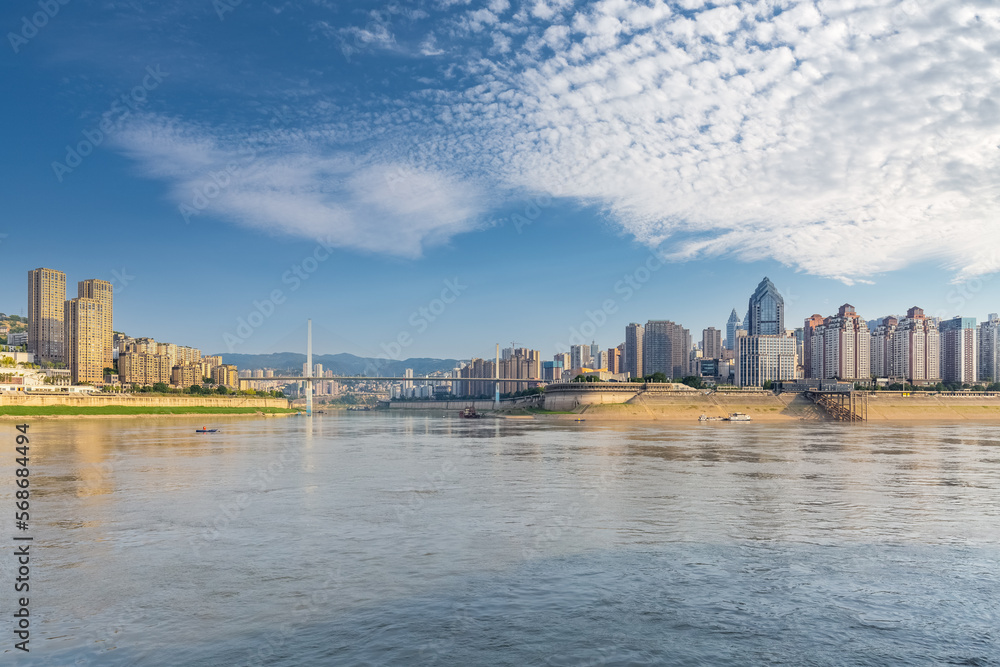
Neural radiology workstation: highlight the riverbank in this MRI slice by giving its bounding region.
[0,392,293,418]
[0,405,298,418]
[523,392,1000,422]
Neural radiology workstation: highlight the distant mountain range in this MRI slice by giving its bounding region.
[215,352,461,377]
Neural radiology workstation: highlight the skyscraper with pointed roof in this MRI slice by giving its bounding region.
[746,277,784,336]
[734,278,796,386]
[725,309,742,351]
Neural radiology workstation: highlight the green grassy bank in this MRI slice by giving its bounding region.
[0,406,298,416]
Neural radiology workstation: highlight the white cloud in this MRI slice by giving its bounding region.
[113,0,1000,282]
[111,117,486,257]
[420,33,445,56]
[488,0,511,14]
[436,0,1000,282]
[490,30,513,53]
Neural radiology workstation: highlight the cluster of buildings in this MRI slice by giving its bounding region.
[295,363,342,396]
[21,267,240,389]
[26,267,114,385]
[115,334,236,388]
[619,278,999,388]
[398,277,1000,397]
[15,267,1000,398]
[386,350,548,400]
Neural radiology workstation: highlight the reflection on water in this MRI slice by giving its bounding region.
[3,415,999,665]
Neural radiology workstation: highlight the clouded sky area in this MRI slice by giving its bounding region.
[2,0,1000,359]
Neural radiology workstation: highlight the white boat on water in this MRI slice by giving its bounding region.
[726,412,752,422]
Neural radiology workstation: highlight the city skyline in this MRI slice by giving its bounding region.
[9,263,1000,368]
[3,1,1000,359]
[10,265,1000,395]
[4,3,998,661]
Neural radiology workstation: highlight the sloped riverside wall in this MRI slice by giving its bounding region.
[0,393,290,409]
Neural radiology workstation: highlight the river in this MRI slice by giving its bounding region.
[4,415,999,665]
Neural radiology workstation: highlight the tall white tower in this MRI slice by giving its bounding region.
[306,319,313,417]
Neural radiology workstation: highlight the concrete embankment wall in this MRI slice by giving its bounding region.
[568,392,822,422]
[542,383,687,411]
[864,393,1000,421]
[544,385,1000,421]
[387,400,497,410]
[0,393,290,409]
[386,395,543,411]
[542,384,814,420]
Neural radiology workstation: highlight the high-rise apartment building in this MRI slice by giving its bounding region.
[643,320,689,378]
[725,309,742,351]
[940,316,977,384]
[171,364,202,387]
[746,277,784,336]
[689,346,702,376]
[212,364,239,388]
[607,347,621,374]
[515,348,541,377]
[113,332,131,358]
[802,314,825,379]
[735,279,795,386]
[793,327,805,377]
[64,297,106,385]
[28,267,67,363]
[734,329,797,387]
[870,317,900,378]
[642,321,672,378]
[702,327,722,360]
[157,342,179,367]
[542,360,564,382]
[553,353,571,374]
[119,351,172,386]
[625,323,643,380]
[150,343,199,368]
[129,337,158,354]
[570,344,591,370]
[177,346,201,365]
[77,279,113,368]
[200,355,222,381]
[498,348,540,393]
[807,305,870,381]
[457,358,498,397]
[893,307,940,383]
[979,314,1000,383]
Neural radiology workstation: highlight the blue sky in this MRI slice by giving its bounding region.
[2,0,999,360]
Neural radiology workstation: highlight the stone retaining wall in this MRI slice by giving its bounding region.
[0,393,290,409]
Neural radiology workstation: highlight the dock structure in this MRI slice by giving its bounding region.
[805,389,868,422]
